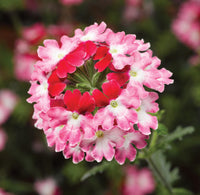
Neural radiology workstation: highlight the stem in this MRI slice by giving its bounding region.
[147,157,173,194]
[149,131,158,149]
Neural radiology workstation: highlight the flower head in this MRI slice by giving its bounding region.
[27,22,173,164]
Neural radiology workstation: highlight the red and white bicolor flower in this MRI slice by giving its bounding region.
[27,22,173,164]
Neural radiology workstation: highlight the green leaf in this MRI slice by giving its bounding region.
[147,151,179,193]
[62,162,87,184]
[172,188,193,195]
[0,179,33,194]
[148,126,195,155]
[161,126,195,143]
[157,123,168,135]
[91,72,101,87]
[157,185,193,195]
[81,161,110,181]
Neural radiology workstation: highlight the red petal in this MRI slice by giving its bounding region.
[94,53,112,72]
[48,70,61,84]
[93,46,109,60]
[107,72,129,86]
[84,41,97,59]
[78,92,95,114]
[102,80,121,100]
[64,89,81,111]
[92,89,109,107]
[48,82,66,97]
[50,99,65,107]
[57,60,76,78]
[66,49,85,67]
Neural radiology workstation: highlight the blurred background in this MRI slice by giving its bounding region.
[0,0,200,194]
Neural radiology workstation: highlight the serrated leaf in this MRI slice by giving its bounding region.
[161,126,194,143]
[147,151,179,193]
[148,126,195,155]
[81,161,110,181]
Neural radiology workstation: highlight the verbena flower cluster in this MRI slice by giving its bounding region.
[27,22,173,164]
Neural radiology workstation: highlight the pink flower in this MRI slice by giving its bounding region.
[126,0,142,6]
[115,128,148,164]
[22,23,46,45]
[34,178,61,195]
[172,0,200,51]
[60,0,83,6]
[123,0,154,22]
[0,90,18,125]
[14,53,37,81]
[0,188,14,195]
[27,22,173,164]
[122,165,155,195]
[189,54,200,66]
[80,126,125,162]
[0,128,7,151]
[14,23,74,81]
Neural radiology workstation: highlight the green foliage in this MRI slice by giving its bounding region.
[63,162,87,184]
[157,185,193,195]
[81,161,110,181]
[148,126,195,155]
[148,151,179,192]
[0,0,24,11]
[157,123,168,135]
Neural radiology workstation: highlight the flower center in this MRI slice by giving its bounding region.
[96,130,104,138]
[58,53,65,59]
[72,112,79,119]
[129,70,137,77]
[136,107,141,112]
[110,100,118,108]
[110,48,118,54]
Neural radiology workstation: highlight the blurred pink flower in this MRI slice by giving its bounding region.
[122,166,155,195]
[60,0,83,6]
[123,0,154,22]
[0,128,7,151]
[0,90,18,125]
[172,0,200,51]
[14,23,74,81]
[126,0,141,6]
[189,54,200,66]
[0,188,14,195]
[34,178,61,195]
